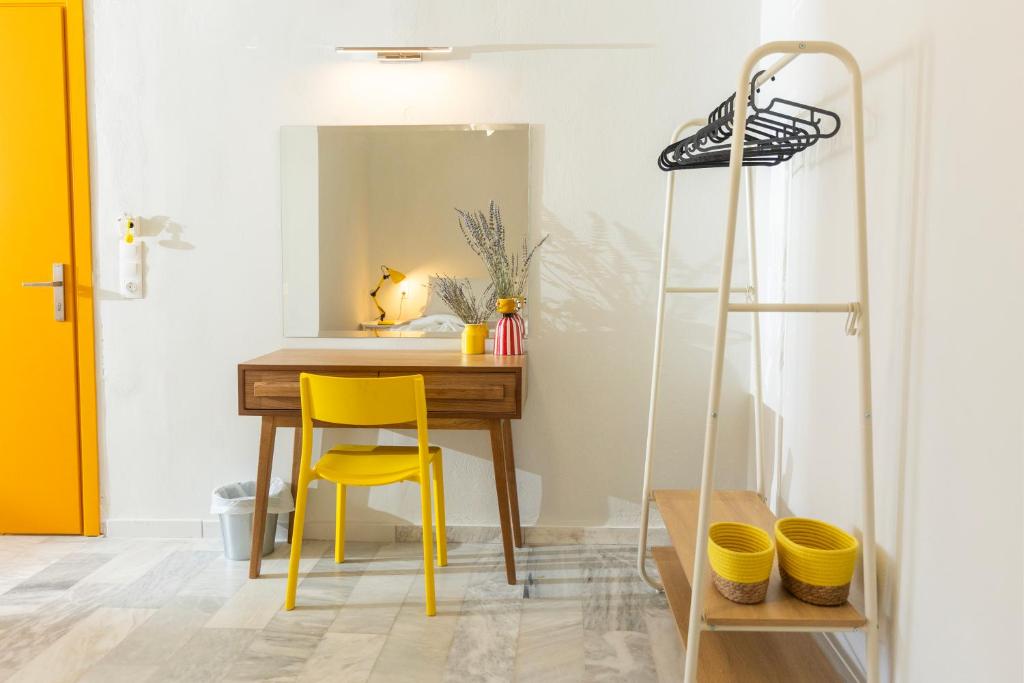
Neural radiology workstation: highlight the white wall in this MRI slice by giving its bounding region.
[280,127,320,336]
[758,1,1024,680]
[87,0,760,537]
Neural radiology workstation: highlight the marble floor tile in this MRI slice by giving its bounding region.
[0,552,115,606]
[515,546,585,682]
[90,594,225,668]
[76,663,159,683]
[328,544,422,635]
[204,541,327,630]
[442,548,525,682]
[78,540,185,587]
[0,552,59,599]
[643,597,685,683]
[0,584,119,673]
[222,627,322,683]
[368,544,489,683]
[146,627,258,682]
[298,632,386,683]
[583,629,659,682]
[7,606,154,683]
[580,547,660,682]
[103,549,220,608]
[176,552,252,598]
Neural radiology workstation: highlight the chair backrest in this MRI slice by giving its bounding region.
[296,373,430,478]
[299,373,427,428]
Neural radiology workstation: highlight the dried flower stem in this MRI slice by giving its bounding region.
[430,275,496,325]
[455,201,548,299]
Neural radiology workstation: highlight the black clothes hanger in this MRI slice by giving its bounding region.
[658,72,840,171]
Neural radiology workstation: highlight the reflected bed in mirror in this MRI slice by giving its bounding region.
[281,124,529,338]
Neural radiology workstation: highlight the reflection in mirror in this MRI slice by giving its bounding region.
[281,124,529,338]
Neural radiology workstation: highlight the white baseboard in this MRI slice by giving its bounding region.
[102,517,671,546]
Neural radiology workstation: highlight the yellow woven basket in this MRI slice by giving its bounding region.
[708,522,775,604]
[775,517,859,606]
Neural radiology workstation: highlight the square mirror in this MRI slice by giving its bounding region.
[281,124,530,338]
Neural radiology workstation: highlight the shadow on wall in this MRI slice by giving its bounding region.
[139,215,195,250]
[535,208,650,335]
[523,205,753,526]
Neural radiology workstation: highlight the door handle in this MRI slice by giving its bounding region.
[21,280,64,287]
[21,263,65,321]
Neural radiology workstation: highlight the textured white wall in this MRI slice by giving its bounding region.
[280,127,320,336]
[85,0,758,534]
[758,1,1024,680]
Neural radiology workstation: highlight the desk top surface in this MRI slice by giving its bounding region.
[240,348,526,372]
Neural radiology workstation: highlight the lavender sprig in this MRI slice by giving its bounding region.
[430,275,496,325]
[455,201,547,299]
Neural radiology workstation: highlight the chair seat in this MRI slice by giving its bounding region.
[315,444,441,485]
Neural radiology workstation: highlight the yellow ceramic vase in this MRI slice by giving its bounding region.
[461,323,487,354]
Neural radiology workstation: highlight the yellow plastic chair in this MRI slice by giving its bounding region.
[285,373,447,616]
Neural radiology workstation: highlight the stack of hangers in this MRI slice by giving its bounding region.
[658,71,841,171]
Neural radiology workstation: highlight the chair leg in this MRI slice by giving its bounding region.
[335,483,346,563]
[285,469,311,611]
[432,454,447,567]
[419,465,436,616]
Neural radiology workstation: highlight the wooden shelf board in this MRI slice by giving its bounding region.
[653,489,867,629]
[653,547,844,683]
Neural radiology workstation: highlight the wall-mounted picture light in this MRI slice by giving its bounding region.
[335,46,453,63]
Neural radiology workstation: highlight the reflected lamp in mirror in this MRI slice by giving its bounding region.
[369,265,406,325]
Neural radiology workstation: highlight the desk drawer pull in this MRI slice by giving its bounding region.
[426,384,505,400]
[243,370,376,410]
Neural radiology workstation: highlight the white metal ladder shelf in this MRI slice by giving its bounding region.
[635,41,879,683]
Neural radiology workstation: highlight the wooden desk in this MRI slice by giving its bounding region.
[237,349,526,584]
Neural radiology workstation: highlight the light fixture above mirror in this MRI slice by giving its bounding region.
[335,46,453,63]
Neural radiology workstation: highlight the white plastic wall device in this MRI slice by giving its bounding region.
[117,214,142,298]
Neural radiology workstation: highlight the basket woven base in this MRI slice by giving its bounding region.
[711,570,769,604]
[779,567,850,606]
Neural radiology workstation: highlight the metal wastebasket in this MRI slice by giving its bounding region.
[210,478,294,561]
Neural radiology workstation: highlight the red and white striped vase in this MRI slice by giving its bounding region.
[494,298,525,356]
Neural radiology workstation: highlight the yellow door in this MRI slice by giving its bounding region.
[0,2,96,534]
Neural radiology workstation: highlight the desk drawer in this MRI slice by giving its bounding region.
[383,371,519,416]
[243,370,377,411]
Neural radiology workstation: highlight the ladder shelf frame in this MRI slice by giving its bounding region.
[636,40,880,683]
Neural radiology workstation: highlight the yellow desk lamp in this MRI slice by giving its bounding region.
[369,265,406,324]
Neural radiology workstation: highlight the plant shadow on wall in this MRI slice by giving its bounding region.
[534,209,649,335]
[529,208,753,525]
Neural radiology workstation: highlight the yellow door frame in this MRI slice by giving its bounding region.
[2,0,99,535]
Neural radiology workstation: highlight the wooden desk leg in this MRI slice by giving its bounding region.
[501,419,524,548]
[488,420,517,585]
[287,426,301,543]
[249,416,277,579]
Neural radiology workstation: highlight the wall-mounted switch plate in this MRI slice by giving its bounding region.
[117,214,143,298]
